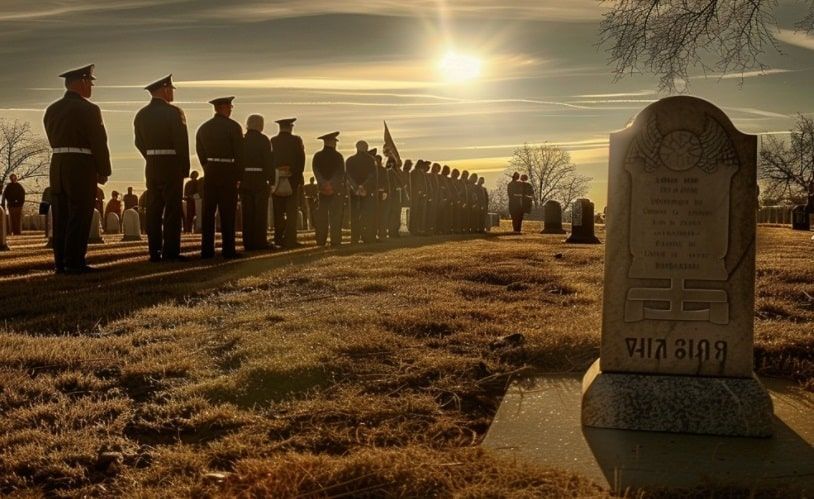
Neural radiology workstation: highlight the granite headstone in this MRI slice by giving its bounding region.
[565,198,600,244]
[541,200,566,234]
[122,209,142,241]
[582,96,773,437]
[88,209,105,244]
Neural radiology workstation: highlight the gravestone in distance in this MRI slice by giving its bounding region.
[122,209,142,241]
[791,205,810,231]
[565,198,600,244]
[105,212,120,234]
[88,209,104,244]
[541,200,566,234]
[400,207,410,235]
[582,96,773,437]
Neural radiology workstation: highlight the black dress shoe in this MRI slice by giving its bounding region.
[222,252,244,259]
[149,254,162,263]
[201,253,215,259]
[285,242,304,249]
[54,267,65,275]
[163,254,190,262]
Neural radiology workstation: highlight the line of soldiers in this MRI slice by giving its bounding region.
[42,65,489,274]
[311,138,490,247]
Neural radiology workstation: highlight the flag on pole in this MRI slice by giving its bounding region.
[383,121,402,167]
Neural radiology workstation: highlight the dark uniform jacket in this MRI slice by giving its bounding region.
[183,179,199,198]
[507,180,523,213]
[345,152,376,195]
[2,182,25,208]
[270,131,305,189]
[410,168,427,203]
[242,129,274,188]
[195,114,244,180]
[44,91,112,196]
[134,98,190,185]
[313,148,346,196]
[522,182,534,213]
[123,193,138,210]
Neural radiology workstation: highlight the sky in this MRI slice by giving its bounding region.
[1,0,813,209]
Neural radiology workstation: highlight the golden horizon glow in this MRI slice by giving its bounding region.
[438,50,483,83]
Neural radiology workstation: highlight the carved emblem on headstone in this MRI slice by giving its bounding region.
[623,114,739,324]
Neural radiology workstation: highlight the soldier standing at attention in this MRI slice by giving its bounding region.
[134,74,190,262]
[303,177,319,230]
[183,171,200,232]
[521,174,534,224]
[477,176,489,232]
[1,174,25,235]
[313,132,345,247]
[43,64,112,274]
[240,114,274,251]
[270,118,305,249]
[507,172,523,232]
[123,186,138,211]
[195,96,244,259]
[386,157,403,238]
[346,140,376,244]
[409,160,427,235]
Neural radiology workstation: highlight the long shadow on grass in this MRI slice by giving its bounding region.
[0,232,501,334]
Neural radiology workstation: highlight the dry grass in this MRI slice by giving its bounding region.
[0,223,810,497]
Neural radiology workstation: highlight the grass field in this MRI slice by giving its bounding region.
[0,222,811,497]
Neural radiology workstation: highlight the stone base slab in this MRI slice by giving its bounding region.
[581,360,773,437]
[565,234,600,244]
[541,227,566,234]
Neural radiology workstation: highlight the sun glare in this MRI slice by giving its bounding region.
[438,51,482,83]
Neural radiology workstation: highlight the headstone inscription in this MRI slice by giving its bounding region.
[88,209,105,244]
[541,200,566,234]
[582,96,773,437]
[565,198,600,244]
[122,209,142,241]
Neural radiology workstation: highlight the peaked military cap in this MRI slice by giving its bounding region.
[275,118,297,126]
[318,131,339,141]
[59,64,95,80]
[145,74,175,92]
[368,148,378,156]
[208,96,234,106]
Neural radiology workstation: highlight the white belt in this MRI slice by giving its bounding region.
[207,158,235,163]
[52,147,92,155]
[146,149,176,156]
[244,167,263,172]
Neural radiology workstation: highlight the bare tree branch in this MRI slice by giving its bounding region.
[598,0,813,92]
[759,114,814,204]
[0,119,51,204]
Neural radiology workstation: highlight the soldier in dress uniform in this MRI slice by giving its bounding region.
[371,149,389,241]
[477,176,489,232]
[43,64,112,274]
[409,160,427,235]
[303,177,319,230]
[459,170,472,233]
[270,118,305,248]
[386,157,404,238]
[240,114,274,251]
[468,173,481,232]
[134,74,190,262]
[195,96,244,258]
[183,172,200,232]
[346,140,376,243]
[313,132,345,247]
[449,169,462,233]
[399,160,414,235]
[507,172,523,232]
[123,186,138,211]
[521,174,534,223]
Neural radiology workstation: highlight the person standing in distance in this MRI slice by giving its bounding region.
[195,96,244,259]
[134,74,190,262]
[313,132,345,247]
[270,118,305,248]
[43,64,112,274]
[240,114,274,251]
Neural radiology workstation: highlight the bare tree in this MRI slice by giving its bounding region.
[488,175,510,215]
[0,119,50,202]
[760,114,814,204]
[506,143,591,209]
[599,0,814,92]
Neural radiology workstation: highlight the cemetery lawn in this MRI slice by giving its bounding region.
[0,222,810,497]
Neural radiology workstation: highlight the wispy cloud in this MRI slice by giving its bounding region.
[575,90,656,99]
[0,0,178,22]
[689,68,798,80]
[775,29,814,51]
[724,107,789,119]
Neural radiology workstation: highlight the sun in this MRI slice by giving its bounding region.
[438,51,482,83]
